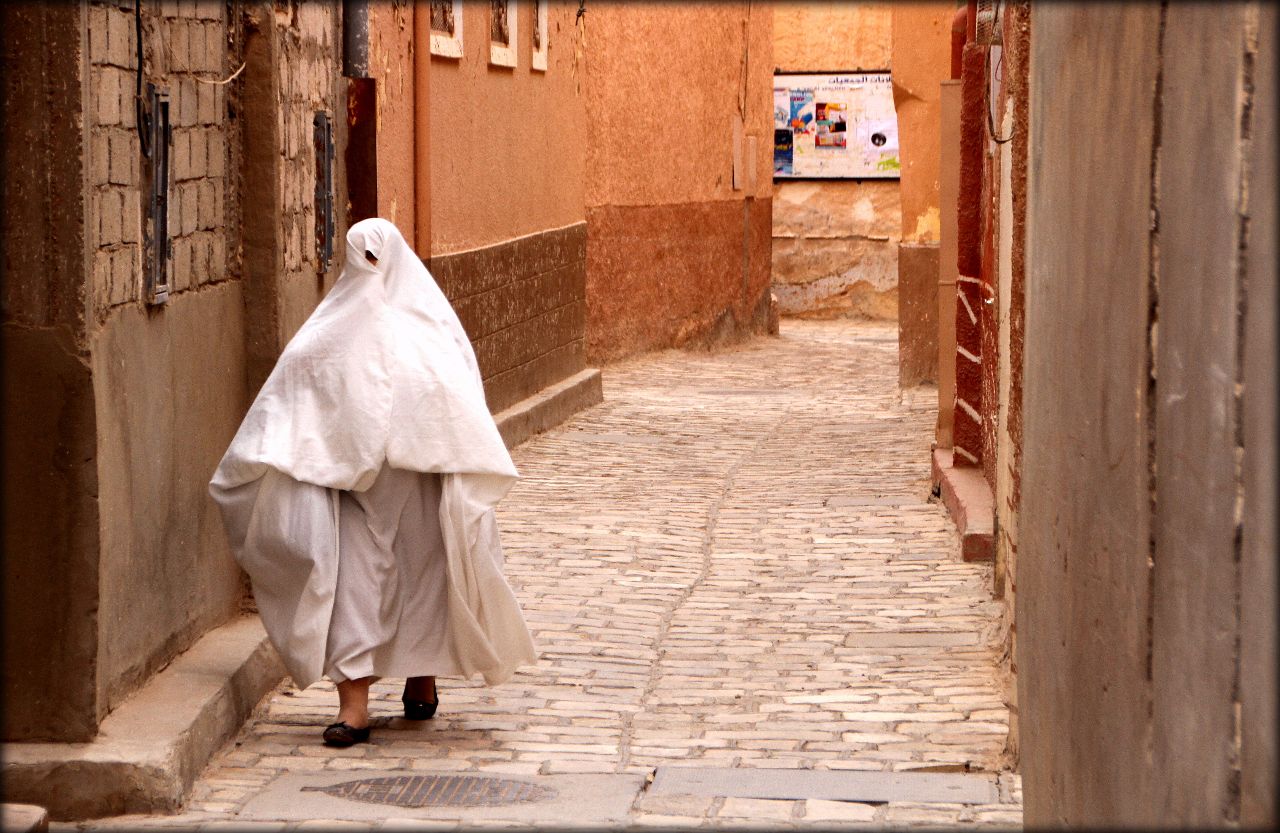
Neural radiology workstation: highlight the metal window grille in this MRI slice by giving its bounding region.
[430,0,455,34]
[490,0,510,44]
[144,83,172,306]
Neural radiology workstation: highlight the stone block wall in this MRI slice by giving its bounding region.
[87,0,233,314]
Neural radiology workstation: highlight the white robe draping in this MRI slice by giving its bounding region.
[209,218,537,690]
[325,466,454,684]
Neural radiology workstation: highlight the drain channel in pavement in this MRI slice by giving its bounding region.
[300,774,556,808]
[238,772,646,822]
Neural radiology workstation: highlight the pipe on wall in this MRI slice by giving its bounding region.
[343,0,370,78]
[951,5,968,79]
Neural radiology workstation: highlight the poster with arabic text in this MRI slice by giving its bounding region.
[773,72,900,179]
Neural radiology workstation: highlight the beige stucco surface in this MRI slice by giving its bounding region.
[585,2,774,208]
[891,2,951,242]
[774,1,891,71]
[428,1,586,255]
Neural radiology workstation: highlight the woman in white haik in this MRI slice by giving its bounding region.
[210,218,537,747]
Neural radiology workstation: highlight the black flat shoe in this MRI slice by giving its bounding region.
[402,689,439,720]
[322,721,371,747]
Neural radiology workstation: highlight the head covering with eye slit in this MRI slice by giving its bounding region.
[210,218,537,689]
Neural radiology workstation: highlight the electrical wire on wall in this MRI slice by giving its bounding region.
[135,0,151,157]
[737,0,752,121]
[981,0,1014,145]
[571,0,586,95]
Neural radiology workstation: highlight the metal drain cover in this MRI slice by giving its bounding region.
[302,774,557,808]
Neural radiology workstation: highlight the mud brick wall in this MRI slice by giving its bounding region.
[88,0,233,312]
[429,223,588,415]
[86,0,249,719]
[272,2,345,342]
[91,0,346,721]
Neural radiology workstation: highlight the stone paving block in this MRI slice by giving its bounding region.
[716,797,798,821]
[802,799,879,822]
[238,773,644,825]
[651,767,999,804]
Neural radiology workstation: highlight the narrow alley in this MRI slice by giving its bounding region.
[64,320,1021,830]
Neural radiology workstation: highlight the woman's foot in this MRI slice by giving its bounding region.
[326,677,372,745]
[402,675,438,720]
[322,721,371,747]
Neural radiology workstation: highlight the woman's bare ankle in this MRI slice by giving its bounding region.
[335,677,372,728]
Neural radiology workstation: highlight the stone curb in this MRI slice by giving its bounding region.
[1,616,284,821]
[495,367,604,449]
[0,804,48,833]
[931,447,995,562]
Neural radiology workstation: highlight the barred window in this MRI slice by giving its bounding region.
[429,0,463,59]
[489,0,517,67]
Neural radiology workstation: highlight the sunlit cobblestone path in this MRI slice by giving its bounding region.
[61,320,1022,830]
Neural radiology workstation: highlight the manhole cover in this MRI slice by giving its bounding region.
[301,775,558,808]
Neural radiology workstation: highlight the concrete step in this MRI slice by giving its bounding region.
[1,616,284,821]
[932,447,995,561]
[0,804,48,833]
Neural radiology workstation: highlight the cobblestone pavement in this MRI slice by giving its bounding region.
[60,321,1022,830]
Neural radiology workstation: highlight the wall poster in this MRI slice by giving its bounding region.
[773,72,900,179]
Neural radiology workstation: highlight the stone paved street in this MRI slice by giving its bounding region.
[58,321,1022,830]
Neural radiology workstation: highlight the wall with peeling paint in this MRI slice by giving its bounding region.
[771,2,900,319]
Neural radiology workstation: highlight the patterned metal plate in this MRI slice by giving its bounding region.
[302,774,557,808]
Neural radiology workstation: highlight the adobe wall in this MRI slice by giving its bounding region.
[772,2,899,321]
[88,0,344,717]
[585,2,773,362]
[421,1,590,409]
[0,3,101,742]
[990,0,1029,767]
[890,3,951,385]
[1019,3,1275,825]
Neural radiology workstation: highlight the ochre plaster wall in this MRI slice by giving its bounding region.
[417,1,592,409]
[428,1,586,256]
[888,3,950,385]
[774,1,890,71]
[771,2,899,320]
[371,0,417,247]
[890,3,950,244]
[585,2,773,362]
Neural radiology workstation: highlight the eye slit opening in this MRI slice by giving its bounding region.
[365,250,378,265]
